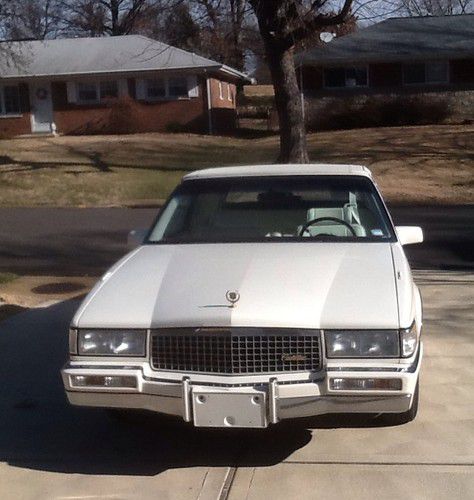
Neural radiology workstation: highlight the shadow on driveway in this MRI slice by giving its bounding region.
[0,300,388,476]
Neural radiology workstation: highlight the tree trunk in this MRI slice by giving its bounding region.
[110,0,120,35]
[264,39,309,163]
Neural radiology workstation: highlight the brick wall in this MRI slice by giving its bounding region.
[302,59,474,94]
[369,63,403,87]
[52,79,207,135]
[0,74,239,137]
[0,115,31,137]
[301,59,474,125]
[50,75,236,135]
[207,78,237,133]
[208,78,236,109]
[0,83,32,137]
[451,59,474,85]
[304,89,474,129]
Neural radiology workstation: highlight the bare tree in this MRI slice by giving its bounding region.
[248,0,352,163]
[187,0,257,70]
[398,0,473,15]
[1,0,62,40]
[159,3,202,51]
[59,0,167,36]
[0,2,30,68]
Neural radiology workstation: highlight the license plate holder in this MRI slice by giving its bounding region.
[192,389,267,428]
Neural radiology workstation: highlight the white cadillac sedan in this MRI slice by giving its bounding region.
[62,164,424,428]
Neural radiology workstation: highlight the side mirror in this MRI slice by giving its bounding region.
[127,228,148,249]
[395,226,423,245]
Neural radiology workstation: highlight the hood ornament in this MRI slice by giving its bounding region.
[199,290,240,309]
[226,290,240,306]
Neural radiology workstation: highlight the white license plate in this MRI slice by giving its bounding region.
[192,389,267,428]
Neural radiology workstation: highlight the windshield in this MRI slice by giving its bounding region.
[147,175,395,244]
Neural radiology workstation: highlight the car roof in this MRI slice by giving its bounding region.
[183,164,372,180]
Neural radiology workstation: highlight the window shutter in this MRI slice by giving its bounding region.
[118,79,128,98]
[187,75,199,97]
[135,78,146,100]
[66,81,77,103]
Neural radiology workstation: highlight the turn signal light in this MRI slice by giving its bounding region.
[70,375,137,388]
[330,377,402,391]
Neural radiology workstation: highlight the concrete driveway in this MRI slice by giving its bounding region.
[0,271,472,500]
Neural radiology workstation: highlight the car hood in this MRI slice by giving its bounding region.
[73,243,399,329]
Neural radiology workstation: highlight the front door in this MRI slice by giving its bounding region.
[30,82,54,133]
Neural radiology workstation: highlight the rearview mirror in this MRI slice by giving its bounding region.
[395,226,423,245]
[127,228,148,249]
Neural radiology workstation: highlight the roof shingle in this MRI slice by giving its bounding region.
[0,35,248,80]
[297,14,474,66]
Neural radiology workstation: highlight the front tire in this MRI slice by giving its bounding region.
[382,379,419,425]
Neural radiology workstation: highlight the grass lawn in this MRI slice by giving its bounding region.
[0,124,472,206]
[0,272,17,285]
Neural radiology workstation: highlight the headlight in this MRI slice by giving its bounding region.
[325,330,400,358]
[77,329,146,356]
[400,322,419,357]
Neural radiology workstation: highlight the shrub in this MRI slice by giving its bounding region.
[306,94,451,131]
[165,121,187,133]
[107,96,134,134]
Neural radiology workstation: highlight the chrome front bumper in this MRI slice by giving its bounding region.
[62,344,422,427]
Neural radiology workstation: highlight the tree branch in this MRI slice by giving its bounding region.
[285,0,353,46]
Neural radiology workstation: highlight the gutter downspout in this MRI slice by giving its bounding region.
[205,71,213,135]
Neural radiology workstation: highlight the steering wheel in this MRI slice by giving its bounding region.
[298,216,357,237]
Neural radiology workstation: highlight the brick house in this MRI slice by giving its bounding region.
[0,35,250,137]
[296,15,474,123]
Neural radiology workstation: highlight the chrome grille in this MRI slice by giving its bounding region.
[150,329,321,374]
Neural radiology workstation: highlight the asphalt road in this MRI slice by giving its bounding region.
[0,272,472,499]
[0,205,473,276]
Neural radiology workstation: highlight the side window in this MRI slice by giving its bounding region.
[147,79,166,98]
[77,82,98,102]
[2,85,20,114]
[99,80,118,99]
[169,77,188,98]
[324,67,368,88]
[403,61,448,85]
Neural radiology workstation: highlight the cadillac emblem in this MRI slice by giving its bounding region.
[282,354,308,362]
[225,290,240,305]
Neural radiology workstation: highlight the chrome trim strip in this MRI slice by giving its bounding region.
[143,374,325,387]
[327,367,406,372]
[69,329,78,355]
[269,378,279,424]
[66,364,142,370]
[326,347,421,374]
[182,377,192,422]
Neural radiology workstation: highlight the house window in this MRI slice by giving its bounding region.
[227,83,232,101]
[77,82,98,102]
[76,80,120,103]
[219,81,224,99]
[144,77,189,100]
[1,85,21,115]
[147,78,166,98]
[324,67,368,88]
[403,61,449,85]
[169,77,188,97]
[99,80,118,99]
